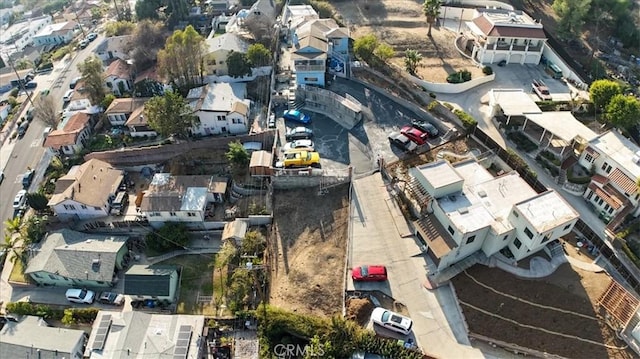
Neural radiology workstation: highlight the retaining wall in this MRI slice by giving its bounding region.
[405,72,495,94]
[295,85,363,130]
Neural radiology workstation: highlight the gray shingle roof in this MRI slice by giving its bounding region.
[124,264,178,296]
[25,229,128,282]
[0,316,85,359]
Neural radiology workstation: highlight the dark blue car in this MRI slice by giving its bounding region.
[283,110,311,124]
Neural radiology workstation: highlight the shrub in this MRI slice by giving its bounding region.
[10,88,19,97]
[482,66,493,75]
[427,101,438,112]
[429,92,436,99]
[453,109,477,129]
[446,69,472,83]
[443,102,454,110]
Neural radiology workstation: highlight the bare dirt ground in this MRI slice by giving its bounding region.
[332,0,485,83]
[268,183,350,317]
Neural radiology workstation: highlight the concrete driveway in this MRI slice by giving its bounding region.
[348,174,485,358]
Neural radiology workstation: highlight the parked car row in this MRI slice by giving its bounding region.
[388,120,439,153]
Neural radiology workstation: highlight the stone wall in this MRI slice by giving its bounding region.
[295,85,363,130]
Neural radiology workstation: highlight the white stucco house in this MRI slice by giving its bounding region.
[104,98,149,126]
[48,159,125,221]
[186,82,251,136]
[32,21,78,46]
[42,112,93,156]
[204,32,249,76]
[140,173,229,229]
[94,35,131,63]
[104,58,132,96]
[0,15,51,52]
[410,159,579,271]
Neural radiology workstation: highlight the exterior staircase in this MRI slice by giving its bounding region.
[430,252,488,286]
[606,202,634,234]
[557,168,567,185]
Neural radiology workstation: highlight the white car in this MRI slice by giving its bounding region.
[371,307,413,335]
[65,288,96,304]
[12,190,27,209]
[282,139,315,152]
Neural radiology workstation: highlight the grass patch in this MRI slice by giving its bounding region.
[88,134,123,151]
[9,259,30,283]
[161,254,225,316]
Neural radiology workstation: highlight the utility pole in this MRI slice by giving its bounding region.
[72,7,87,39]
[8,56,35,108]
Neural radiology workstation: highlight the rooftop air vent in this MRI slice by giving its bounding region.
[92,259,100,265]
[458,207,469,214]
[478,190,487,198]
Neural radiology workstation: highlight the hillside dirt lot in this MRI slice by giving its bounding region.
[332,0,485,83]
[268,183,350,317]
[452,263,635,358]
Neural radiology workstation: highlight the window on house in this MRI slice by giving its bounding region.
[601,162,608,171]
[586,191,594,200]
[512,211,519,217]
[170,212,177,216]
[604,204,610,211]
[466,235,476,244]
[524,227,534,239]
[514,238,522,249]
[48,274,57,280]
[563,224,571,230]
[33,273,41,278]
[606,165,612,173]
[447,226,455,236]
[584,153,593,162]
[187,212,196,217]
[608,207,614,214]
[503,235,509,241]
[81,205,87,209]
[304,77,319,82]
[232,118,243,124]
[217,115,226,121]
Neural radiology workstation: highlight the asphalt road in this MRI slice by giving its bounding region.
[0,32,105,235]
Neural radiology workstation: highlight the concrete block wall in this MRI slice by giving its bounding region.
[295,85,363,130]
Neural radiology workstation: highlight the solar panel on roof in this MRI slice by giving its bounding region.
[92,314,113,351]
[172,325,192,359]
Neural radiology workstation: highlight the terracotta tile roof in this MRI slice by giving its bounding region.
[43,113,91,149]
[585,146,601,158]
[105,98,150,115]
[125,103,147,126]
[588,183,624,210]
[48,159,124,208]
[104,59,131,80]
[472,14,546,39]
[608,168,637,194]
[591,174,608,184]
[134,66,163,84]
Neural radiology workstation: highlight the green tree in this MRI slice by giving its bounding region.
[26,192,49,212]
[373,43,394,63]
[144,90,198,138]
[605,94,640,130]
[1,235,25,265]
[101,93,116,109]
[77,56,106,106]
[157,25,206,88]
[423,0,441,37]
[404,49,422,75]
[35,96,58,127]
[246,43,271,67]
[353,34,378,63]
[145,222,191,252]
[215,241,240,269]
[589,79,622,110]
[15,58,33,70]
[552,0,592,37]
[4,217,22,235]
[21,215,46,245]
[226,51,252,78]
[241,230,265,256]
[227,268,252,312]
[225,141,250,166]
[104,21,135,37]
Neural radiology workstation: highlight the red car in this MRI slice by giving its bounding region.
[400,125,428,145]
[352,265,388,282]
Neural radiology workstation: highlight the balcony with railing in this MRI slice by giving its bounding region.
[294,60,326,72]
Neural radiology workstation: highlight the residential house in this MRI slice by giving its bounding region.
[207,0,230,13]
[47,158,125,220]
[0,8,14,26]
[410,159,578,271]
[578,130,640,227]
[285,6,350,86]
[186,82,251,136]
[464,8,547,65]
[204,33,249,76]
[140,173,229,228]
[43,112,93,155]
[134,66,169,97]
[0,15,51,52]
[32,21,78,46]
[104,58,132,96]
[124,264,180,303]
[94,35,131,63]
[85,311,205,358]
[123,98,156,137]
[104,97,150,126]
[0,316,86,359]
[24,229,129,288]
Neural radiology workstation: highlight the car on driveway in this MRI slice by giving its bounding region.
[282,139,315,152]
[65,288,95,304]
[276,150,321,168]
[22,169,35,189]
[17,121,29,138]
[268,113,276,128]
[40,89,50,96]
[285,126,314,141]
[78,39,90,49]
[97,291,125,306]
[87,32,98,41]
[411,120,439,137]
[371,307,413,335]
[283,109,311,124]
[400,125,428,145]
[388,132,417,152]
[24,81,37,89]
[532,79,552,101]
[352,265,387,282]
[12,190,27,209]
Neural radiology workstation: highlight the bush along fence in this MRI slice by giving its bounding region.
[472,126,640,294]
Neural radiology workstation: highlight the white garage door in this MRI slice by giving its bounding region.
[509,53,524,64]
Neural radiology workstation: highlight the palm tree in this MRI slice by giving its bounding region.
[423,0,441,37]
[4,217,22,235]
[404,49,423,75]
[1,235,25,265]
